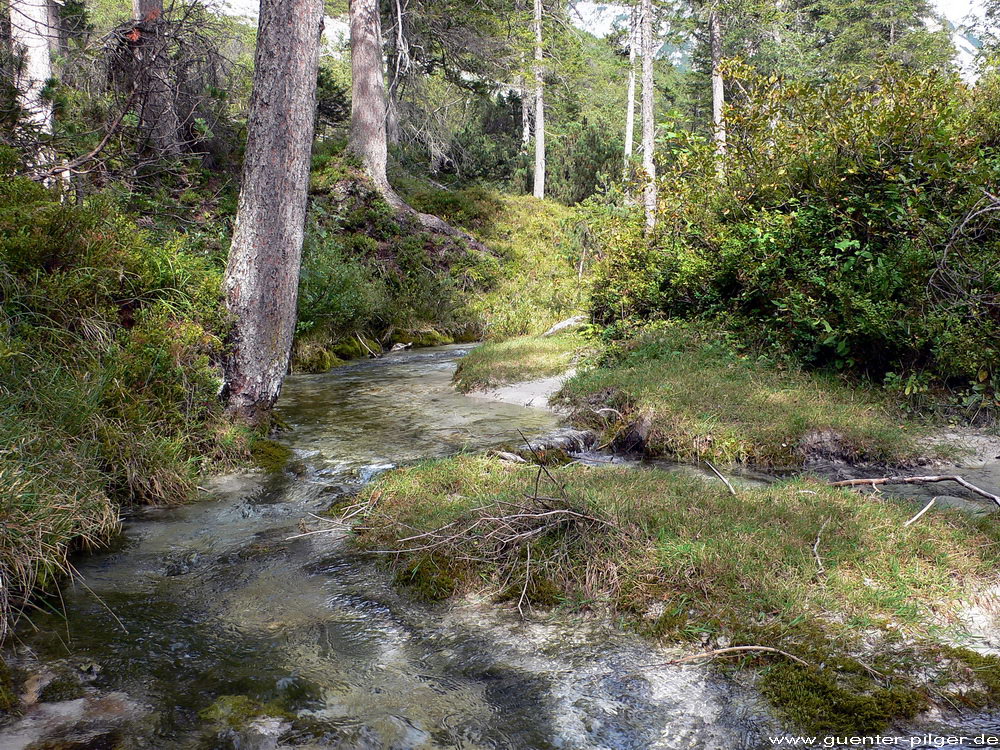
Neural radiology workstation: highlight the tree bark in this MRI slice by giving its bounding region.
[640,0,656,230]
[222,0,324,427]
[516,0,530,149]
[129,0,182,159]
[531,0,544,199]
[623,4,637,174]
[709,8,726,179]
[10,0,53,135]
[348,0,491,251]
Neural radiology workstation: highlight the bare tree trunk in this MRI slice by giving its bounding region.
[349,0,391,194]
[531,0,544,199]
[623,4,636,174]
[640,0,656,230]
[9,0,53,135]
[348,0,491,251]
[222,0,323,427]
[130,0,182,159]
[709,8,726,179]
[516,0,530,150]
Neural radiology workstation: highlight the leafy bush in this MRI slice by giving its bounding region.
[587,67,1000,396]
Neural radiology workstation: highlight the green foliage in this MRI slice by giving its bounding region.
[588,68,1000,396]
[0,176,246,630]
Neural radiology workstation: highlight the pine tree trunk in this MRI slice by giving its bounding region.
[349,0,392,194]
[640,0,656,230]
[222,0,324,427]
[623,5,637,174]
[710,9,726,179]
[10,0,53,135]
[130,0,182,159]
[517,0,530,149]
[531,0,544,199]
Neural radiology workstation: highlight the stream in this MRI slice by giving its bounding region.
[3,345,1000,749]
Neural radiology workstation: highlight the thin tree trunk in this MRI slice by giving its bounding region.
[130,0,182,159]
[222,0,324,427]
[516,0,530,149]
[709,8,726,179]
[531,0,544,199]
[10,0,53,135]
[640,0,656,230]
[623,4,636,174]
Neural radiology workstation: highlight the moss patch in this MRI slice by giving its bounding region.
[250,440,293,473]
[198,694,292,731]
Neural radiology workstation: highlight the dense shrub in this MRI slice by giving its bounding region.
[587,68,1000,397]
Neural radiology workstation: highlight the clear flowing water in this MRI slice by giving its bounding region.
[5,346,775,750]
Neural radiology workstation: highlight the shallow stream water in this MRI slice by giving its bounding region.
[5,346,1000,749]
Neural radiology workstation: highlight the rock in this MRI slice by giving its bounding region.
[0,692,148,750]
[524,428,597,455]
[610,412,655,455]
[541,315,587,337]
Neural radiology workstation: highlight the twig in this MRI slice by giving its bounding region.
[705,460,736,496]
[812,517,829,577]
[830,475,1000,509]
[517,429,568,498]
[903,497,937,528]
[658,646,810,668]
[517,543,531,618]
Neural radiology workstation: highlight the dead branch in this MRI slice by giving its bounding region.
[903,497,938,527]
[657,646,811,668]
[829,475,1000,509]
[705,460,736,496]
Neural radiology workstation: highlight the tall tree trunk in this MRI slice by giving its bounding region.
[623,5,637,175]
[349,0,391,194]
[531,0,544,199]
[640,0,656,230]
[222,0,323,427]
[516,0,530,150]
[347,0,491,251]
[10,0,53,135]
[130,0,182,159]
[709,8,726,179]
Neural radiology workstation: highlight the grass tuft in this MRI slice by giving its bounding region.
[453,332,586,392]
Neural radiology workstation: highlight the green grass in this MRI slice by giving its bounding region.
[556,323,921,466]
[353,453,1000,733]
[453,332,587,391]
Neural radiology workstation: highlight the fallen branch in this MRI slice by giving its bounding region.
[705,460,736,496]
[829,475,1000,509]
[903,497,937,528]
[812,517,829,577]
[661,646,810,668]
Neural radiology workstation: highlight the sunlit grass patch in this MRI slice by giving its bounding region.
[453,332,587,392]
[556,323,921,466]
[352,454,1000,733]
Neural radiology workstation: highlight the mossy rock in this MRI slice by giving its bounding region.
[394,559,459,600]
[294,343,343,374]
[250,439,293,473]
[198,694,292,731]
[940,646,1000,706]
[38,676,86,702]
[396,329,454,348]
[330,337,364,361]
